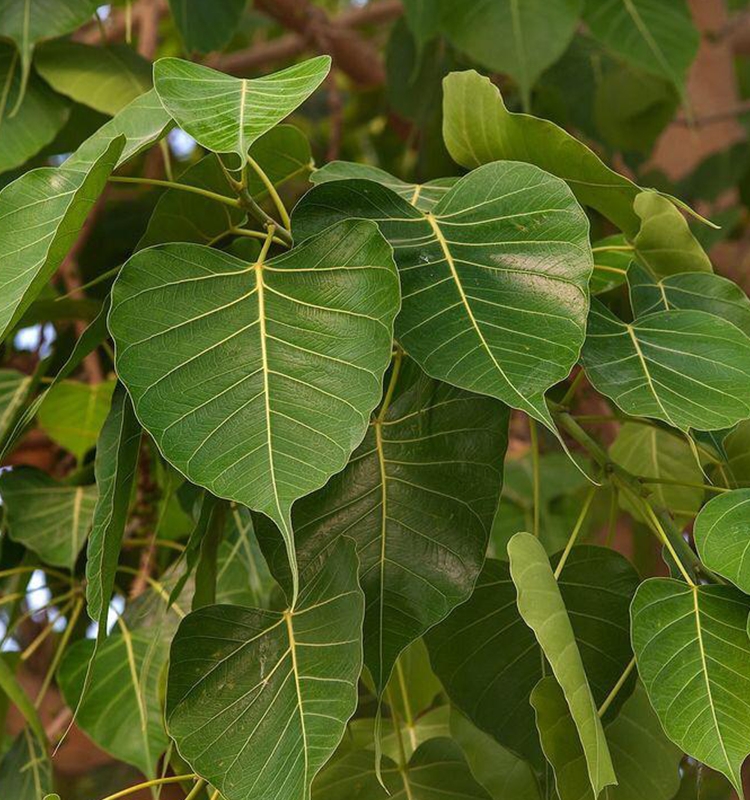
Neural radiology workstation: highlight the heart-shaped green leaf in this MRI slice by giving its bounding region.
[508,533,616,796]
[166,537,364,800]
[153,55,330,168]
[694,489,750,593]
[581,303,750,431]
[293,160,592,428]
[0,134,124,344]
[0,467,97,569]
[109,220,399,599]
[256,357,508,694]
[631,578,750,796]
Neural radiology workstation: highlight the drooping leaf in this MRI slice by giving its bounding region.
[0,135,124,344]
[0,0,99,104]
[34,41,152,116]
[450,709,541,800]
[0,728,52,800]
[426,547,639,769]
[0,369,34,443]
[442,70,642,235]
[631,578,750,795]
[0,467,97,569]
[256,358,508,694]
[169,0,246,54]
[85,384,141,636]
[694,489,750,593]
[153,55,330,168]
[401,0,444,53]
[293,160,592,428]
[632,192,712,277]
[166,537,364,800]
[109,220,399,600]
[441,0,583,109]
[628,264,750,336]
[508,533,616,796]
[610,422,704,519]
[57,624,170,776]
[311,160,457,211]
[581,303,750,432]
[0,42,70,174]
[583,0,699,93]
[531,678,682,800]
[313,737,493,800]
[37,379,116,462]
[64,88,173,171]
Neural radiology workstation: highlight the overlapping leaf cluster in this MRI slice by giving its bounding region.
[1,3,750,800]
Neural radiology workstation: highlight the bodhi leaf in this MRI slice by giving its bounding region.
[34,42,152,116]
[531,678,682,800]
[166,537,364,800]
[0,468,97,569]
[631,578,750,796]
[293,160,592,429]
[590,234,631,295]
[312,738,493,800]
[628,264,750,336]
[0,42,70,175]
[169,0,245,54]
[37,379,116,462]
[153,55,330,168]
[57,625,170,776]
[632,193,712,278]
[85,385,141,637]
[508,533,616,796]
[442,70,642,236]
[0,728,52,800]
[694,489,750,593]
[0,0,99,106]
[440,0,583,110]
[583,0,699,94]
[582,303,750,431]
[0,135,124,344]
[109,220,399,601]
[256,357,508,695]
[426,547,639,769]
[311,160,457,211]
[0,369,33,442]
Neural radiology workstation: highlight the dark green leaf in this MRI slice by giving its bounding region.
[0,728,52,800]
[169,0,246,54]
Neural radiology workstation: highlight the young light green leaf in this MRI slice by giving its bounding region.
[312,737,493,800]
[169,0,245,54]
[293,160,592,429]
[35,41,152,116]
[583,0,699,93]
[694,489,750,593]
[57,625,170,776]
[109,220,399,602]
[0,41,70,174]
[256,358,508,695]
[508,533,616,796]
[0,728,52,800]
[610,422,704,520]
[581,303,750,432]
[590,234,631,296]
[0,0,99,107]
[631,579,750,796]
[442,70,642,235]
[426,547,639,769]
[450,709,541,800]
[632,192,712,277]
[311,160,456,211]
[531,678,682,800]
[629,264,750,335]
[64,88,173,171]
[0,468,97,569]
[166,537,364,800]
[441,0,582,110]
[153,55,330,168]
[37,379,116,462]
[0,134,124,344]
[85,384,141,635]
